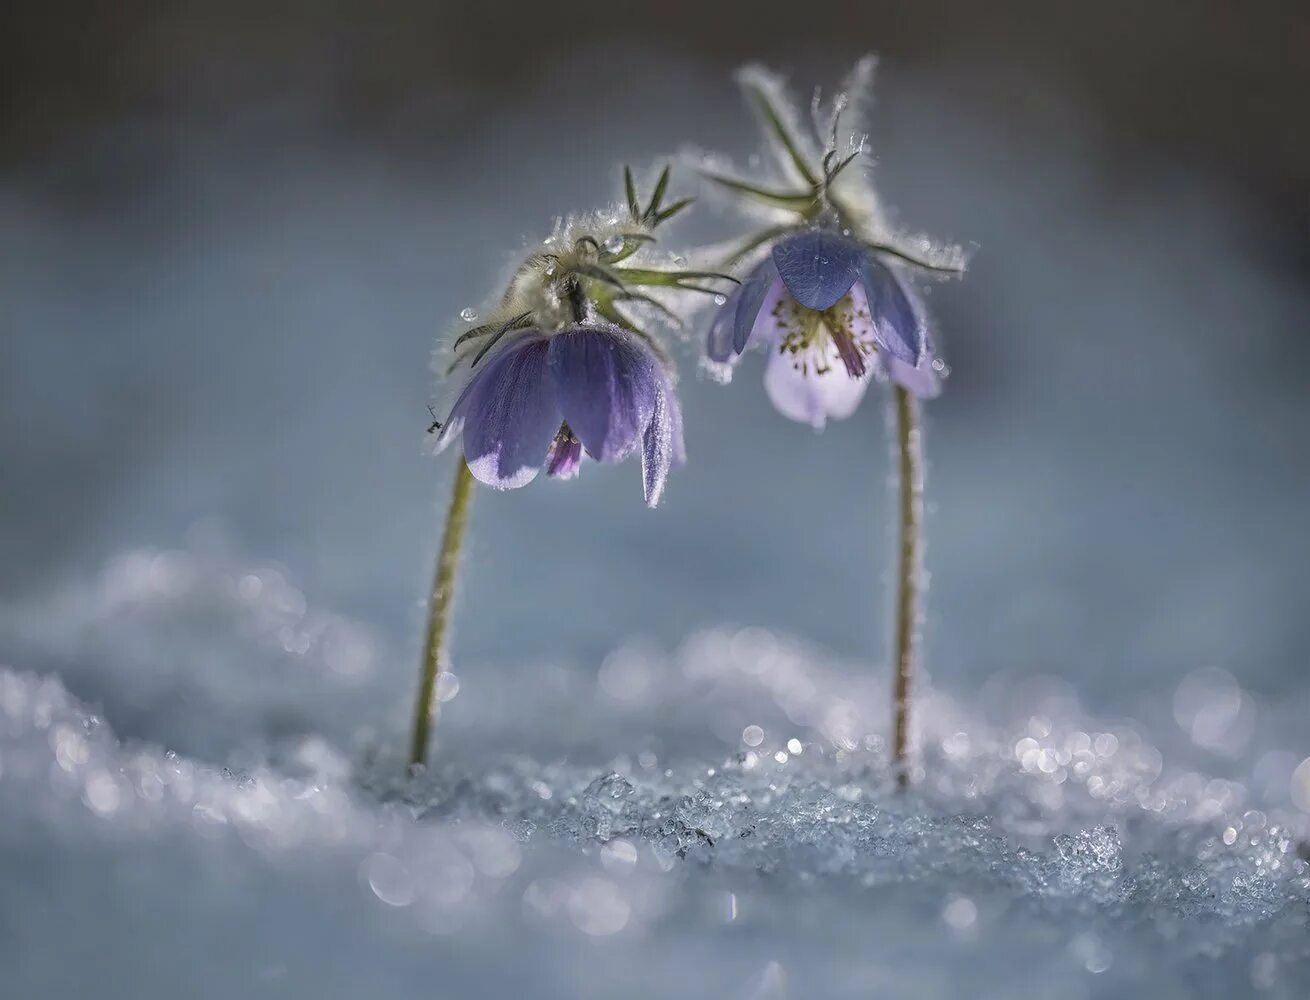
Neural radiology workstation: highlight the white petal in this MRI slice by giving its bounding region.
[762,334,871,430]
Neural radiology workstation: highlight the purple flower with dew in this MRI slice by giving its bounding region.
[700,57,969,787]
[707,229,943,429]
[409,164,712,772]
[436,325,684,507]
[698,58,962,430]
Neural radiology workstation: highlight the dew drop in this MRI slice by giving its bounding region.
[603,235,625,254]
[713,294,727,306]
[459,307,478,322]
[931,358,952,378]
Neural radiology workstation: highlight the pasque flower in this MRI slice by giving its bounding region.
[707,229,943,429]
[409,166,729,770]
[700,58,960,430]
[435,324,683,506]
[700,58,969,787]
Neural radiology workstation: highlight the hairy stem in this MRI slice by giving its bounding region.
[891,385,923,788]
[409,459,476,769]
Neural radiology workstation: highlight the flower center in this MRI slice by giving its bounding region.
[771,290,874,379]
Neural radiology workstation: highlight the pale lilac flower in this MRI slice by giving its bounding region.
[436,325,683,506]
[707,229,942,429]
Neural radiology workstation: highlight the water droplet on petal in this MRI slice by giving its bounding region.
[713,293,727,306]
[603,235,625,254]
[459,307,478,322]
[545,262,557,276]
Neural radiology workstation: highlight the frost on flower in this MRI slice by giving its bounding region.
[430,167,730,506]
[698,58,964,429]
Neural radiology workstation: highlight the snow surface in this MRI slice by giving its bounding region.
[3,545,1309,999]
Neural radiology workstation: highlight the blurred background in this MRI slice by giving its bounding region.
[2,0,1308,735]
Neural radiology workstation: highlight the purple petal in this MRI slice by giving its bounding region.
[545,425,583,479]
[434,329,542,453]
[706,285,742,364]
[762,338,872,430]
[740,271,791,354]
[547,328,659,463]
[881,342,943,399]
[641,371,685,507]
[860,258,923,364]
[733,258,782,353]
[668,377,686,466]
[771,230,864,311]
[461,336,562,489]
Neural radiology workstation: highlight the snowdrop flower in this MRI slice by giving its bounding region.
[434,324,684,506]
[700,58,962,430]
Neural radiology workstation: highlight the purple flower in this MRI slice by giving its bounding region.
[708,229,943,429]
[437,325,684,506]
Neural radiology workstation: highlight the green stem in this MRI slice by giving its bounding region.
[409,459,476,769]
[891,385,923,788]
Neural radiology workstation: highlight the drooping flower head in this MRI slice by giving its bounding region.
[431,168,734,506]
[700,58,965,429]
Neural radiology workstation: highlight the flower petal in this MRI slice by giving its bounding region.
[860,258,923,364]
[548,327,659,464]
[882,355,942,398]
[668,377,686,466]
[434,329,542,453]
[461,336,562,489]
[771,230,864,311]
[881,327,943,399]
[641,377,681,507]
[733,258,782,353]
[545,426,583,479]
[706,285,742,364]
[762,335,871,430]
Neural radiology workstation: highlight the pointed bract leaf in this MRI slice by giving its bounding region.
[700,171,818,212]
[647,165,670,216]
[744,82,820,188]
[577,264,627,290]
[624,166,640,221]
[653,197,694,225]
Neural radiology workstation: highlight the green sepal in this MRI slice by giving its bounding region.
[744,82,820,188]
[700,171,818,212]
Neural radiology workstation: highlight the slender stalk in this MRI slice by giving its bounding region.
[409,459,476,768]
[891,385,923,788]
